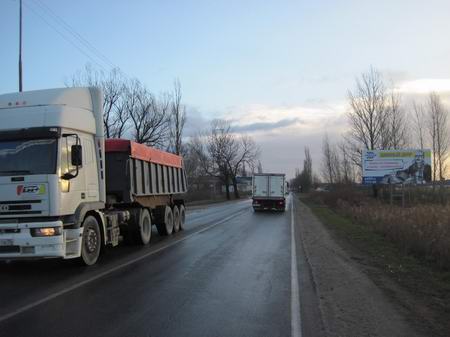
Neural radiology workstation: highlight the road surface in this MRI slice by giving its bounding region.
[0,196,317,337]
[0,196,424,337]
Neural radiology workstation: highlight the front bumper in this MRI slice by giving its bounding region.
[0,220,82,259]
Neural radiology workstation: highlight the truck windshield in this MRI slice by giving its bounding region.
[0,139,57,176]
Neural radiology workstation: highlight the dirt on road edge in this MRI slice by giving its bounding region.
[293,196,430,337]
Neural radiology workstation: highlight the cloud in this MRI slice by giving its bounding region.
[222,101,348,177]
[221,102,347,133]
[397,79,450,94]
[183,101,349,179]
[183,105,212,137]
[233,117,303,133]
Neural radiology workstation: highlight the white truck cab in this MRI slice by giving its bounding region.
[0,88,105,262]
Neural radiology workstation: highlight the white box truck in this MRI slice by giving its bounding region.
[0,87,187,265]
[252,173,286,211]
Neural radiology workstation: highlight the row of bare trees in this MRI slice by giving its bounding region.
[321,67,450,184]
[69,65,261,200]
[185,120,260,200]
[68,65,186,154]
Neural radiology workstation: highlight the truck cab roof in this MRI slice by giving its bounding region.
[0,87,102,136]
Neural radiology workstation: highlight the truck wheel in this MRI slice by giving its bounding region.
[173,206,180,233]
[137,209,152,245]
[178,205,186,230]
[80,215,101,266]
[156,206,173,236]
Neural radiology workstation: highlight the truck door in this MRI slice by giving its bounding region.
[269,176,284,198]
[253,175,269,197]
[82,137,99,201]
[60,133,86,214]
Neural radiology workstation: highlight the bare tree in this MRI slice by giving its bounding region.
[381,90,409,149]
[191,120,260,200]
[427,93,449,182]
[184,136,209,189]
[169,79,186,155]
[68,64,129,138]
[257,161,263,173]
[412,101,426,150]
[338,141,355,184]
[228,135,260,199]
[347,67,387,152]
[291,148,313,192]
[301,147,313,191]
[322,134,355,184]
[321,134,336,183]
[206,120,235,200]
[127,80,171,147]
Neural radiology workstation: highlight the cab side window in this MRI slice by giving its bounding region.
[61,135,80,175]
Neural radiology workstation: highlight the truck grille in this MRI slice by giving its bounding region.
[0,246,20,254]
[0,200,42,216]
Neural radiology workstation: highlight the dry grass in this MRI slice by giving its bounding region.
[311,187,450,269]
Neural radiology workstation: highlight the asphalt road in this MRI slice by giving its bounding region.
[0,196,313,337]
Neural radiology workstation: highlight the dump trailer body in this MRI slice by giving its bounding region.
[252,173,286,211]
[105,139,187,208]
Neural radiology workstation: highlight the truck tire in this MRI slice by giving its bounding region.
[137,208,152,245]
[80,215,101,266]
[173,206,180,233]
[178,205,186,230]
[156,206,173,236]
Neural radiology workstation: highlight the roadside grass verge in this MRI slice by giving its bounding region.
[301,195,450,334]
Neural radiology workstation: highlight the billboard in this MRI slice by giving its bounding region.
[362,149,432,185]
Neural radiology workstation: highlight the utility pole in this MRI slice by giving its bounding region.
[19,0,23,92]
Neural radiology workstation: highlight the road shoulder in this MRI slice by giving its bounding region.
[293,196,427,337]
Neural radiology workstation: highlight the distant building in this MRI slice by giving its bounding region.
[236,176,252,193]
[189,176,222,194]
[221,176,253,194]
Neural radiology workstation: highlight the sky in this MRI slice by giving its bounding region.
[1,0,450,178]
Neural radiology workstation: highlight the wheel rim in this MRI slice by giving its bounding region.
[166,211,173,234]
[142,217,151,237]
[180,208,185,229]
[173,207,180,232]
[85,227,98,253]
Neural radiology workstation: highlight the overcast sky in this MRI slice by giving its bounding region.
[1,0,450,178]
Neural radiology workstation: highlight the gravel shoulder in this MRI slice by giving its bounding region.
[293,196,428,337]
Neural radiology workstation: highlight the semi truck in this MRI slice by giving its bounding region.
[0,87,187,265]
[252,173,286,211]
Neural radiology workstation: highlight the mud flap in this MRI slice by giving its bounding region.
[64,227,83,259]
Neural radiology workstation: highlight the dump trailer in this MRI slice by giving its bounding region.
[252,173,286,211]
[0,87,187,265]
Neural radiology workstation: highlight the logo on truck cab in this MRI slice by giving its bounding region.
[16,185,46,196]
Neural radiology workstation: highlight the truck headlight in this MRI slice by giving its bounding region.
[31,227,62,237]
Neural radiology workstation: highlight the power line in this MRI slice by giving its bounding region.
[19,0,23,91]
[23,1,108,72]
[32,0,118,70]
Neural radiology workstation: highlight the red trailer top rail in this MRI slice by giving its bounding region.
[105,139,183,168]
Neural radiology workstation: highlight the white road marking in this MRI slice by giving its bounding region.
[291,196,302,337]
[0,208,248,324]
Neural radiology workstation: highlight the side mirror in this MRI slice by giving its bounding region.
[71,145,82,166]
